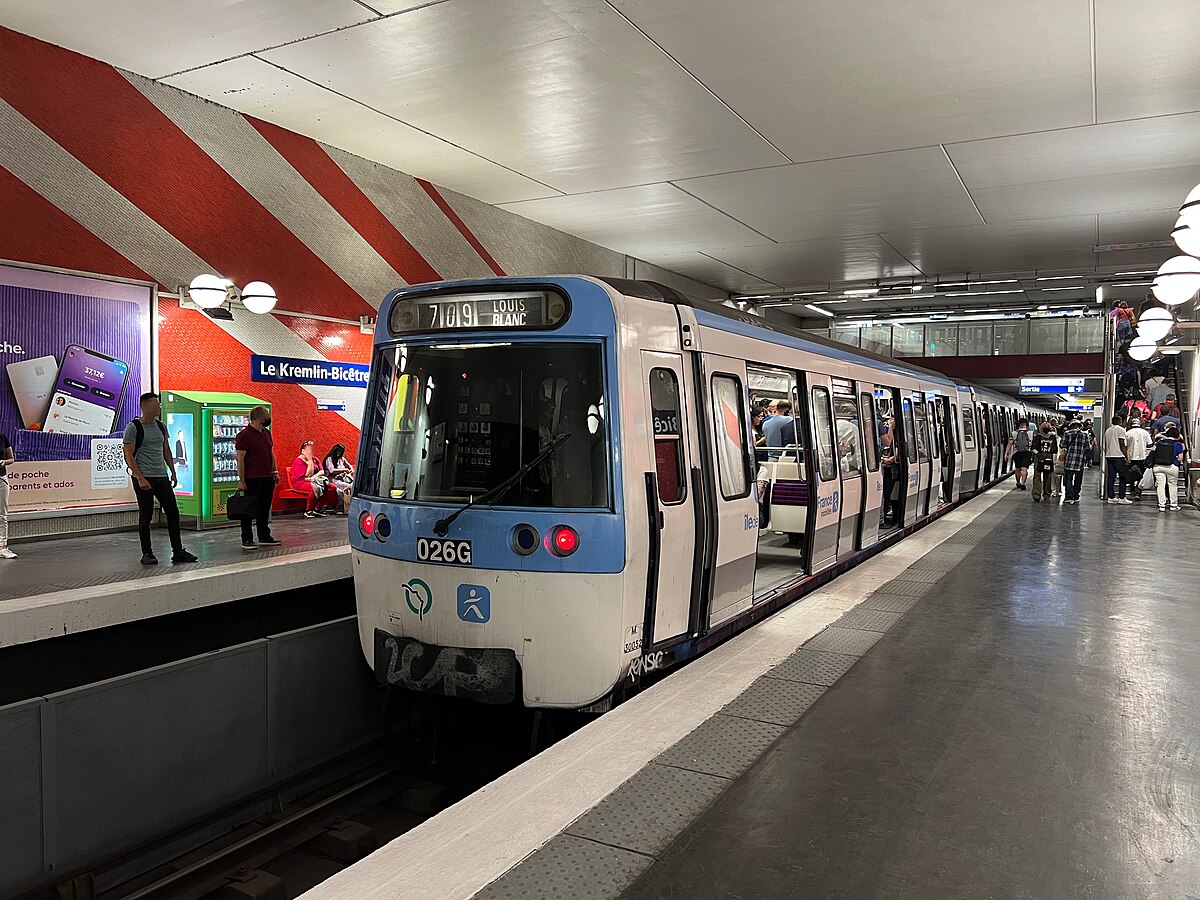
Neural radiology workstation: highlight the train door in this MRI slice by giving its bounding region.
[947,397,962,503]
[831,380,864,556]
[901,394,920,527]
[858,388,883,547]
[925,397,941,513]
[980,403,993,482]
[640,353,697,648]
[702,356,758,627]
[959,398,978,493]
[911,393,933,517]
[807,375,841,570]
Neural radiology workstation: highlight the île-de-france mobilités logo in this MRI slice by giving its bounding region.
[403,579,433,620]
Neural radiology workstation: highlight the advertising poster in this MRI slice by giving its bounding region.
[166,411,194,497]
[0,263,153,514]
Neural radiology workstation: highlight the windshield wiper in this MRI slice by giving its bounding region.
[432,432,573,536]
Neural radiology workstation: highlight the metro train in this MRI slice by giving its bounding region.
[349,277,1043,710]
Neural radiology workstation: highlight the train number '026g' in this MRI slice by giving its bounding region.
[416,537,473,565]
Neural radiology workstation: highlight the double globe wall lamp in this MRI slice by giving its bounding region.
[185,273,278,319]
[1133,183,1200,359]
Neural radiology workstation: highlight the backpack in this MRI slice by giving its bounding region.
[132,418,168,451]
[1153,440,1177,467]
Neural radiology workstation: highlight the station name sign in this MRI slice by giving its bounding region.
[251,354,369,388]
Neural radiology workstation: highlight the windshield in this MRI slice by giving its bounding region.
[359,342,609,508]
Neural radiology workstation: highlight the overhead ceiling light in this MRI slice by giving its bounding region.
[1128,335,1158,361]
[1036,274,1085,281]
[1109,281,1154,287]
[844,288,880,296]
[1153,256,1200,306]
[1041,285,1087,291]
[1172,215,1200,257]
[944,289,1025,297]
[1138,306,1175,341]
[813,298,850,304]
[1113,271,1157,276]
[1036,305,1048,310]
[804,303,835,317]
[1178,182,1200,227]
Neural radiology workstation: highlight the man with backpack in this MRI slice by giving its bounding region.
[1152,393,1183,435]
[1151,423,1185,512]
[1029,421,1059,503]
[122,392,197,566]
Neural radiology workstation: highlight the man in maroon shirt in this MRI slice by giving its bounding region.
[235,405,281,549]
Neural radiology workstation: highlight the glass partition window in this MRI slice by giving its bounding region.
[927,324,959,357]
[993,321,1029,356]
[360,342,609,507]
[711,374,750,499]
[860,324,891,356]
[812,388,838,481]
[833,395,863,475]
[958,323,993,356]
[1030,318,1066,354]
[832,325,861,348]
[892,325,924,358]
[1067,316,1104,353]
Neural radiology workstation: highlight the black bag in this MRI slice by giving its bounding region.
[225,490,257,520]
[1153,440,1177,467]
[1038,455,1055,473]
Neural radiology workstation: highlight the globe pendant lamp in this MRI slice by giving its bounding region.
[187,273,228,309]
[1179,182,1200,228]
[1137,306,1174,341]
[1171,215,1200,257]
[1127,335,1158,361]
[241,281,277,314]
[1152,255,1200,306]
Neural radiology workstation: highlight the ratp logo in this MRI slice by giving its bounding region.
[403,578,433,620]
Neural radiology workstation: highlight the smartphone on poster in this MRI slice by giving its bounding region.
[44,345,130,436]
[6,355,58,429]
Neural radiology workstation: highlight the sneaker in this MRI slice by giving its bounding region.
[1119,498,1133,504]
[0,548,16,559]
[241,540,257,550]
[1106,498,1121,504]
[172,550,198,563]
[141,553,159,565]
[258,536,282,545]
[304,510,318,518]
[1171,505,1181,511]
[1159,506,1167,512]
[1051,493,1061,498]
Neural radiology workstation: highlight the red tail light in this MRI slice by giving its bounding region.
[549,525,579,557]
[359,512,375,537]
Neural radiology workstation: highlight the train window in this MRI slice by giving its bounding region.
[928,401,941,459]
[812,387,838,482]
[912,398,930,460]
[961,405,976,450]
[359,342,609,508]
[902,398,917,463]
[950,402,961,455]
[833,396,863,476]
[859,392,879,472]
[649,368,685,504]
[711,374,750,499]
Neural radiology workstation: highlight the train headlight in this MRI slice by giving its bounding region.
[511,524,540,556]
[359,512,375,537]
[375,515,391,541]
[548,525,579,557]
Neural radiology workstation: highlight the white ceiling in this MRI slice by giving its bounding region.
[4,0,1200,302]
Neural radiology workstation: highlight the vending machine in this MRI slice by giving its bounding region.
[161,391,271,528]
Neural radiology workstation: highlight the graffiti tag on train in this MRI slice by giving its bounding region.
[628,651,666,680]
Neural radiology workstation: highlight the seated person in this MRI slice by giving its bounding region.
[290,440,338,518]
[323,443,356,515]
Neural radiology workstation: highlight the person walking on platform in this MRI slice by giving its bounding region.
[1151,423,1185,512]
[122,392,197,566]
[1010,419,1032,490]
[1060,419,1089,505]
[1102,415,1132,504]
[0,431,14,559]
[236,405,282,549]
[1123,418,1152,501]
[1030,421,1058,503]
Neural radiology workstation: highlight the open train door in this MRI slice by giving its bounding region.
[806,373,841,570]
[857,386,883,547]
[900,394,921,527]
[639,352,698,649]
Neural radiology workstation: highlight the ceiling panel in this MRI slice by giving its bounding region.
[880,216,1100,273]
[0,0,375,79]
[1097,208,1178,244]
[948,115,1200,221]
[676,147,983,243]
[163,57,556,205]
[706,236,921,288]
[610,0,1092,162]
[1095,1,1200,121]
[259,0,785,194]
[634,251,781,294]
[498,184,774,257]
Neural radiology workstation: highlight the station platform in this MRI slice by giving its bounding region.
[0,514,349,649]
[302,487,1200,900]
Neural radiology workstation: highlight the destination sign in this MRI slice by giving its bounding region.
[1020,384,1085,394]
[389,291,567,334]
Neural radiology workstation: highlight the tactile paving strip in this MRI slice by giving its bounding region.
[869,578,934,598]
[474,834,651,899]
[889,568,946,585]
[720,676,828,727]
[767,648,860,686]
[835,607,905,633]
[656,714,786,780]
[803,625,885,656]
[859,592,921,615]
[566,764,729,857]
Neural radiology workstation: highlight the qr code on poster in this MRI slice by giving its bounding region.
[91,438,130,490]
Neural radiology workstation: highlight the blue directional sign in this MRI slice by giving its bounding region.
[1020,384,1085,394]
